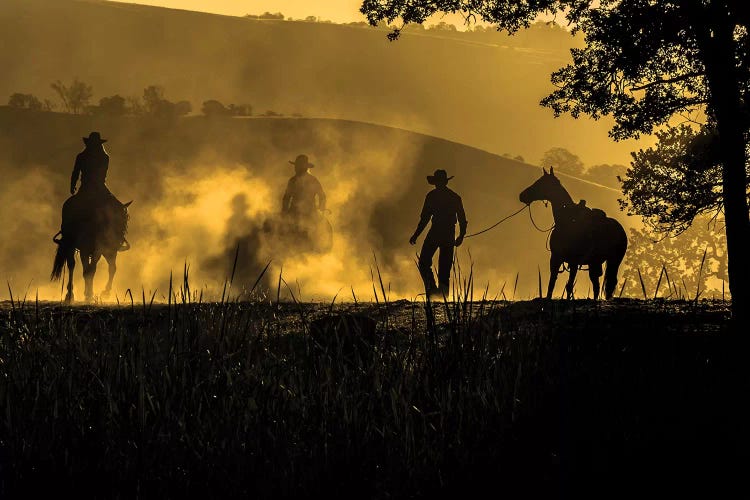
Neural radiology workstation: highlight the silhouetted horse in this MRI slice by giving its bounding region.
[51,199,132,302]
[262,211,333,255]
[519,167,627,300]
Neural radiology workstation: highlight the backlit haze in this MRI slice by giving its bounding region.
[1,0,684,303]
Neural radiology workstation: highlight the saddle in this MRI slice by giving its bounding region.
[570,199,606,225]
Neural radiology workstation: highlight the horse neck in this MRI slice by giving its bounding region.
[548,184,575,223]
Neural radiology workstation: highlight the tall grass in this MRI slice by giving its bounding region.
[0,267,739,499]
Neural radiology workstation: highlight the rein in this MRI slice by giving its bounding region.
[528,203,555,233]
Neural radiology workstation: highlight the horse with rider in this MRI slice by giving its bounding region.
[51,132,132,302]
[263,154,333,254]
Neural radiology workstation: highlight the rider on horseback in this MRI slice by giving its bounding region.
[273,154,332,253]
[52,132,131,302]
[60,132,126,249]
[282,154,327,219]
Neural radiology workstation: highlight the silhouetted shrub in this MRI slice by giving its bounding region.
[95,95,127,116]
[174,100,193,116]
[201,99,231,117]
[8,93,43,111]
[50,78,93,114]
[228,103,252,116]
[245,12,284,20]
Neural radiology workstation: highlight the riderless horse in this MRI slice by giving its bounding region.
[51,200,132,302]
[519,167,627,300]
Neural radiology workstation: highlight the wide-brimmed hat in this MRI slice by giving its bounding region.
[83,131,107,145]
[289,154,314,168]
[427,169,453,185]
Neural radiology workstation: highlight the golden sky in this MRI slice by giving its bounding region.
[108,0,475,26]
[109,1,372,23]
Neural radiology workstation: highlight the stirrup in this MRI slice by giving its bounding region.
[52,231,63,244]
[118,238,131,252]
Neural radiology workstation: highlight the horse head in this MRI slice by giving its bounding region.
[519,166,562,205]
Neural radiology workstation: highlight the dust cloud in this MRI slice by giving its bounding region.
[0,117,431,302]
[0,0,657,302]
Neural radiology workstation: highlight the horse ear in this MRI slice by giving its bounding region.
[542,167,547,175]
[550,166,555,176]
[123,200,133,207]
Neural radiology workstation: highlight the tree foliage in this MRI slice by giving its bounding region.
[50,78,93,115]
[361,0,750,315]
[539,147,584,176]
[96,94,127,116]
[201,100,252,117]
[585,163,627,189]
[622,215,728,299]
[140,85,192,118]
[201,100,231,117]
[8,93,43,111]
[619,124,735,234]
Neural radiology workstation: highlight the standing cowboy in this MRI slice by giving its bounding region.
[281,154,327,218]
[409,169,467,297]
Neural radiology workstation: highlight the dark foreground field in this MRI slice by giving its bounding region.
[0,297,747,499]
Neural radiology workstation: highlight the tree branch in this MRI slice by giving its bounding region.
[630,72,705,92]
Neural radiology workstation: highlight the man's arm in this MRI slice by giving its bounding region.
[281,179,293,212]
[70,155,82,195]
[455,195,468,247]
[409,194,432,245]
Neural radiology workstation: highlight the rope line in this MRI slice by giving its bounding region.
[528,203,555,233]
[465,205,529,238]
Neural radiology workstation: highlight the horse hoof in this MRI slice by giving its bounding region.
[101,290,111,299]
[64,293,74,303]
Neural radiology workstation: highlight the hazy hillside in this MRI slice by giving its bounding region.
[0,108,635,300]
[0,0,647,167]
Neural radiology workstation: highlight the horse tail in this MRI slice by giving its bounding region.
[604,223,628,299]
[51,237,73,282]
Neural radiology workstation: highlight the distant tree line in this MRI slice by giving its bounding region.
[6,79,294,119]
[536,146,628,189]
[244,12,285,20]
[240,13,574,49]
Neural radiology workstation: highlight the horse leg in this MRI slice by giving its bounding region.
[82,253,99,302]
[547,254,564,299]
[101,252,117,298]
[589,263,603,300]
[566,265,579,299]
[604,254,626,300]
[65,252,76,303]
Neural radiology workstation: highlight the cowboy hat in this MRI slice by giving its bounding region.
[289,154,314,168]
[427,169,453,185]
[82,131,107,145]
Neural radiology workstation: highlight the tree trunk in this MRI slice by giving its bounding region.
[700,16,750,326]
